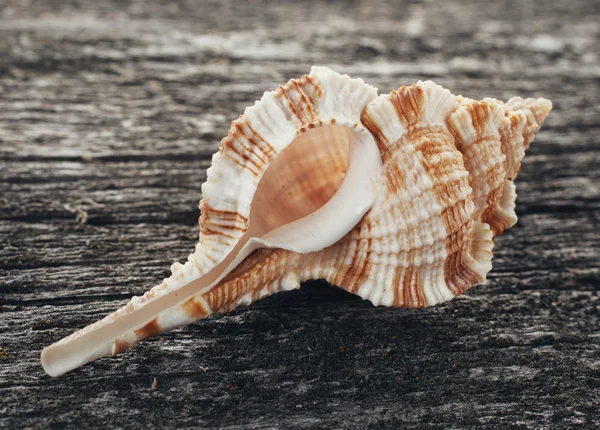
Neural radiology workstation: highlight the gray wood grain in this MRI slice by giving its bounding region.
[1,0,599,428]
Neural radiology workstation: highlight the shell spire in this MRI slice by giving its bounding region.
[41,68,552,377]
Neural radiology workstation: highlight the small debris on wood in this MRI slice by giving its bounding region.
[151,377,157,389]
[62,199,104,224]
[63,204,89,224]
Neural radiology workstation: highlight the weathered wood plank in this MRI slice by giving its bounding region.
[1,0,599,428]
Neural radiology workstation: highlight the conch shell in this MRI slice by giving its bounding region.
[41,67,552,377]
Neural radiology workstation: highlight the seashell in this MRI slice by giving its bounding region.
[41,67,552,377]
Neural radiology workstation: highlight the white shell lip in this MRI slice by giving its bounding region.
[258,123,381,254]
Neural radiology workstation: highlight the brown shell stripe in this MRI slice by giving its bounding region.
[199,204,248,238]
[443,223,481,294]
[414,141,478,295]
[380,144,427,308]
[329,234,360,290]
[445,101,509,278]
[181,295,212,320]
[390,249,426,308]
[233,120,277,167]
[248,253,290,305]
[447,101,507,232]
[133,318,162,340]
[513,101,547,149]
[390,84,425,129]
[419,136,479,296]
[360,109,389,153]
[275,75,322,125]
[112,339,131,356]
[382,148,407,195]
[109,315,168,355]
[198,249,291,314]
[499,111,527,180]
[221,123,270,177]
[469,103,506,221]
[388,84,481,297]
[339,237,373,294]
[481,201,512,236]
[299,119,324,133]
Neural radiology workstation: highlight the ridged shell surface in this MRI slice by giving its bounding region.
[187,80,551,312]
[41,67,552,377]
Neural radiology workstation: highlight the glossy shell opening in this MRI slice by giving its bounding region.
[252,126,350,233]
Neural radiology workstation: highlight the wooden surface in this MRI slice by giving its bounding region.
[1,0,599,428]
